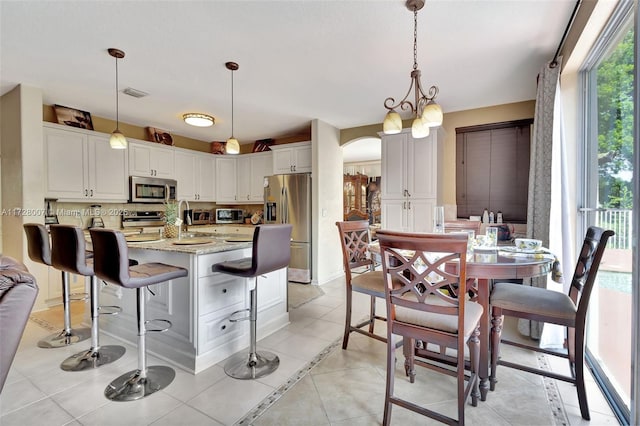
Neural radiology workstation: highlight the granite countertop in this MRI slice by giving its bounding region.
[125,233,253,255]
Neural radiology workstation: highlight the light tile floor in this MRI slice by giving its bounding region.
[0,277,619,425]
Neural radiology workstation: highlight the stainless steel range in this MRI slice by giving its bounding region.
[122,210,164,228]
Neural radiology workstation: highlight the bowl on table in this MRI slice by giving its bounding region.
[514,238,542,251]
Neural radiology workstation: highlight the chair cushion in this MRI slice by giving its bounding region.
[490,282,576,325]
[351,270,402,296]
[212,258,253,277]
[395,295,483,338]
[127,263,188,288]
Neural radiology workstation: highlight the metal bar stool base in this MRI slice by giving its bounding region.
[104,366,175,402]
[60,345,126,371]
[224,350,280,380]
[37,327,91,349]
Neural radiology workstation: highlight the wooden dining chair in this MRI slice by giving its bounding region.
[489,226,614,420]
[336,221,396,350]
[377,230,482,426]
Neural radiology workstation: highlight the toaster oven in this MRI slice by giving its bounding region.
[215,208,244,224]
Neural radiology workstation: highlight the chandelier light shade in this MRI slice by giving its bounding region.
[225,61,240,155]
[382,0,442,139]
[183,113,215,127]
[108,48,127,149]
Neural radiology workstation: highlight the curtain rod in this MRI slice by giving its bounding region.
[550,0,582,68]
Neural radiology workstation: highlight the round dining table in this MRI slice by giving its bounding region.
[369,242,554,401]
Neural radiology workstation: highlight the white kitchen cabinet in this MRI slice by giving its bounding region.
[128,139,174,178]
[215,156,238,202]
[270,141,312,174]
[380,128,441,232]
[175,148,216,201]
[237,152,272,203]
[44,123,128,202]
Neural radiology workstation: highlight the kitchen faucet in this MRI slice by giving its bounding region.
[177,199,191,240]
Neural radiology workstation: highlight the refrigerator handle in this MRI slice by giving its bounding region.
[280,186,286,224]
[283,186,289,223]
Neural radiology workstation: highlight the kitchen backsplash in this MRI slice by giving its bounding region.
[53,201,264,229]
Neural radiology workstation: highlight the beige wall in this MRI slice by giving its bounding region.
[1,85,50,310]
[312,119,344,285]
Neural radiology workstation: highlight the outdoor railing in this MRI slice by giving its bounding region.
[597,209,633,250]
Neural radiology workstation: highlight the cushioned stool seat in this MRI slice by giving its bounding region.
[89,228,188,401]
[212,224,292,379]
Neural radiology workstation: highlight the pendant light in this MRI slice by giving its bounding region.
[382,0,443,138]
[225,61,240,155]
[108,48,127,149]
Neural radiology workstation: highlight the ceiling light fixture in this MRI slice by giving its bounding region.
[108,48,127,149]
[383,0,443,138]
[183,113,215,127]
[225,61,240,155]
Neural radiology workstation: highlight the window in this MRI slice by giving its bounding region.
[455,119,532,222]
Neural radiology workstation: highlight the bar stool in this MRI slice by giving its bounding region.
[212,224,292,379]
[50,225,126,371]
[89,228,188,401]
[24,223,90,348]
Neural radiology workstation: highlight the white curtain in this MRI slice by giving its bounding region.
[518,58,574,345]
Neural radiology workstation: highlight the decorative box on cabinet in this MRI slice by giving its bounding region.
[128,139,174,178]
[43,123,128,202]
[270,141,312,174]
[380,128,442,232]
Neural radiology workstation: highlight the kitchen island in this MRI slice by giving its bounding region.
[96,233,289,374]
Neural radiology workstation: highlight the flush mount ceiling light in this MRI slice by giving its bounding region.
[382,0,443,138]
[108,48,127,149]
[183,113,215,127]
[225,61,240,155]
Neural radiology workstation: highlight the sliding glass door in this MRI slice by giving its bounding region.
[581,3,634,422]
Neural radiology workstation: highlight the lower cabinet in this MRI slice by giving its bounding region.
[98,247,289,374]
[381,198,436,233]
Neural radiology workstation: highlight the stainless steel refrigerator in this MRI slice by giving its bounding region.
[264,173,312,283]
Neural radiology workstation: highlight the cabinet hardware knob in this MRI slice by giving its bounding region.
[221,325,226,330]
[222,288,227,293]
[90,189,93,197]
[85,189,88,196]
[408,202,411,209]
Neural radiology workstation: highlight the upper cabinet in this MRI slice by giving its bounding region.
[215,156,238,203]
[237,152,272,203]
[215,152,272,204]
[128,140,174,178]
[271,141,312,174]
[174,148,216,201]
[380,128,442,232]
[381,129,440,200]
[44,123,128,202]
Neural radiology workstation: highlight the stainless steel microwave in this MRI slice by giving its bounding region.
[216,208,244,224]
[129,176,177,203]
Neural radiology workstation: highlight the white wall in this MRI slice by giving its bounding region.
[311,119,344,285]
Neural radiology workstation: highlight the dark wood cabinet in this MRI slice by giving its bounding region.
[343,174,368,220]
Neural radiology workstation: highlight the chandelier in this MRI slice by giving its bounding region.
[225,61,240,155]
[383,0,443,138]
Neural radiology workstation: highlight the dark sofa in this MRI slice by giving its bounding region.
[0,255,38,393]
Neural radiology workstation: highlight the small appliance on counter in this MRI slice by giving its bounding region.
[215,208,244,224]
[44,199,58,229]
[89,205,105,228]
[186,209,214,225]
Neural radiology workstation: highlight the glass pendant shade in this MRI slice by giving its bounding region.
[109,129,127,149]
[422,102,443,127]
[411,117,430,139]
[226,137,240,154]
[383,110,403,134]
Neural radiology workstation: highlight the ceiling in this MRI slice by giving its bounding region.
[0,1,575,145]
